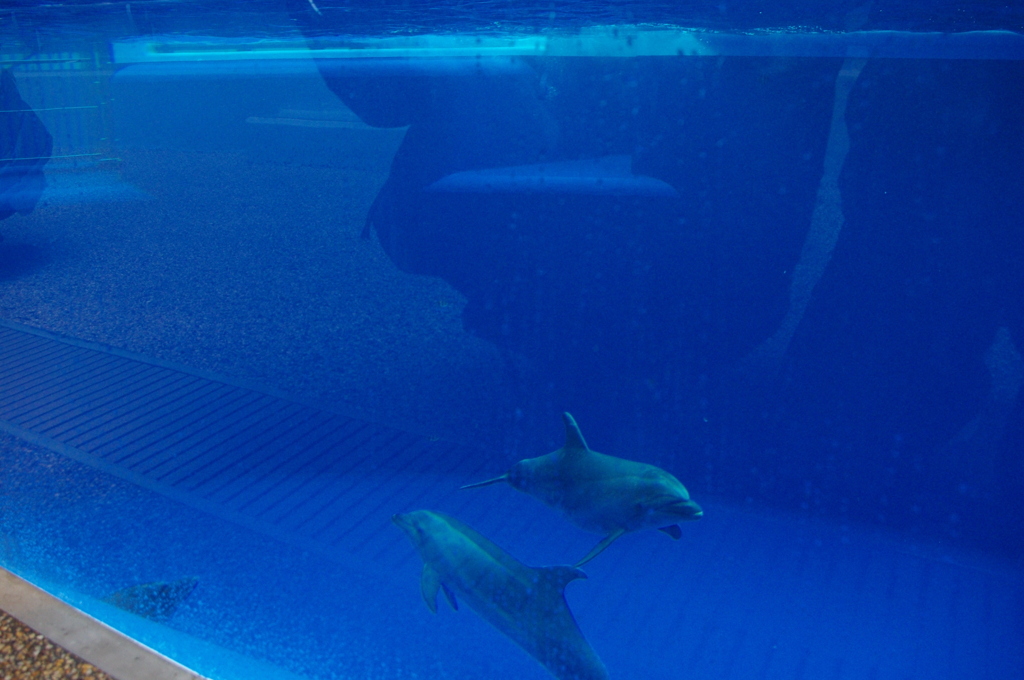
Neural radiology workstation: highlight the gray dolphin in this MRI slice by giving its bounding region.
[392,510,609,680]
[463,412,703,566]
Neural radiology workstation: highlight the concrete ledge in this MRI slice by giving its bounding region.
[0,568,207,680]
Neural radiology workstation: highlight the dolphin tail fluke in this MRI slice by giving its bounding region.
[561,412,589,451]
[658,525,682,540]
[574,528,626,567]
[460,475,508,490]
[420,564,441,614]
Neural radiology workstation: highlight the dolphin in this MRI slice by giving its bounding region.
[103,577,199,621]
[463,412,703,566]
[426,156,679,197]
[392,510,609,680]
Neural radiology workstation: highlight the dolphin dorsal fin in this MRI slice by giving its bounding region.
[561,412,589,452]
[537,565,588,593]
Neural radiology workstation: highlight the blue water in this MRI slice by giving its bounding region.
[1,1,1023,679]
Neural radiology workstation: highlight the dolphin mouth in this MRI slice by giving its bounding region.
[670,500,703,520]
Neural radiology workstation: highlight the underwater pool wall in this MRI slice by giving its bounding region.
[0,18,1023,680]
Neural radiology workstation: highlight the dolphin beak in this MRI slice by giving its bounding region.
[672,499,703,520]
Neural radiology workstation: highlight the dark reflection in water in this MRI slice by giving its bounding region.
[0,242,50,281]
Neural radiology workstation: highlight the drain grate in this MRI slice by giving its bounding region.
[0,320,491,564]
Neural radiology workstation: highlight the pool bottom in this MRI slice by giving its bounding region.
[0,568,206,680]
[0,431,554,680]
[0,430,1021,680]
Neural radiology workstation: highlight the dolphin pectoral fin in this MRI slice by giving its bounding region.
[658,525,682,540]
[420,564,441,614]
[575,528,627,567]
[441,584,458,610]
[561,412,590,452]
[460,475,508,490]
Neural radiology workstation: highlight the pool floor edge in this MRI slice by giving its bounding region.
[0,567,208,680]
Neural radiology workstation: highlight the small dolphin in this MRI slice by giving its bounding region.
[463,412,702,566]
[392,510,609,680]
[103,577,199,621]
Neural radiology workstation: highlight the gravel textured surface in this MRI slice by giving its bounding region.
[0,610,113,680]
[0,123,520,680]
[0,144,517,446]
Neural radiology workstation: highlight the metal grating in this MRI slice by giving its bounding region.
[4,48,114,165]
[0,319,495,565]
